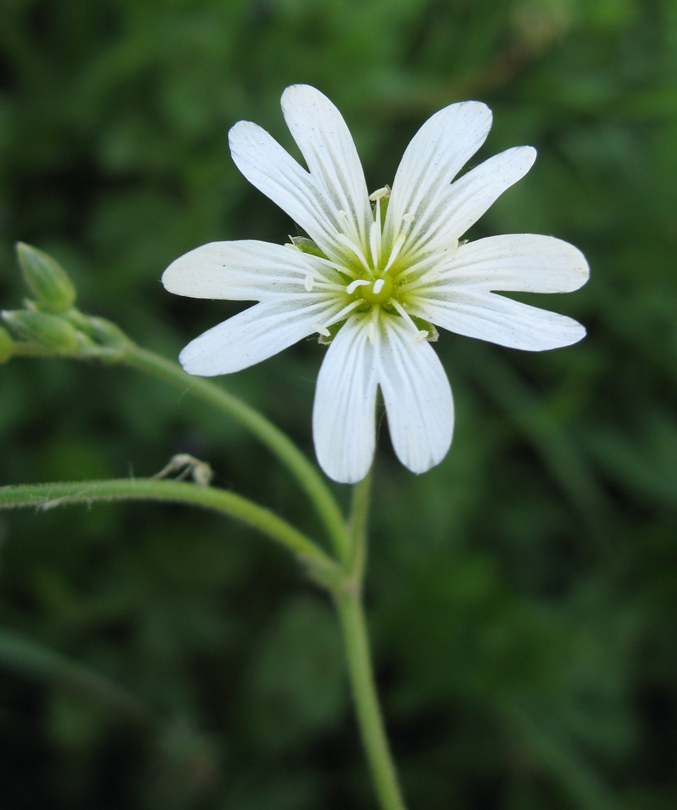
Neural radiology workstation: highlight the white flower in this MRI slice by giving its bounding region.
[163,85,589,484]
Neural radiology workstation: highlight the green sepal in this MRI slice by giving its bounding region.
[289,236,327,258]
[66,311,132,351]
[16,243,77,313]
[410,316,439,342]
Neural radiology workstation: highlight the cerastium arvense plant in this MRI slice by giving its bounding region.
[0,86,588,810]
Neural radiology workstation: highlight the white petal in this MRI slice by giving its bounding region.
[378,316,454,475]
[313,314,379,484]
[228,121,347,263]
[162,240,342,301]
[281,85,372,247]
[423,234,590,293]
[407,146,536,257]
[179,296,343,376]
[384,101,492,254]
[412,291,586,351]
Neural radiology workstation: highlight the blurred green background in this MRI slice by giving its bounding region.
[1,0,676,808]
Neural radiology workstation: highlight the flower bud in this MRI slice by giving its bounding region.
[1,309,82,353]
[16,242,77,313]
[0,326,15,363]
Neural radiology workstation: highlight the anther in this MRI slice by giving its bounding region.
[383,234,406,274]
[304,274,314,292]
[312,323,331,337]
[414,330,429,344]
[369,186,391,202]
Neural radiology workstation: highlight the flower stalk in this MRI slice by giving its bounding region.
[334,589,408,810]
[331,467,408,810]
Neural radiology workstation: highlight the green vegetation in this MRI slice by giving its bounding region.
[0,0,676,807]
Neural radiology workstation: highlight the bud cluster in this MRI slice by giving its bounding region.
[1,243,133,363]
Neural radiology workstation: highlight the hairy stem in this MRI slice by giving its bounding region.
[347,468,372,580]
[335,589,407,810]
[331,468,407,810]
[0,479,340,585]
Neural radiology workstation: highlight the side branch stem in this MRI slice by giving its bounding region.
[0,479,339,583]
[347,469,372,579]
[125,347,349,561]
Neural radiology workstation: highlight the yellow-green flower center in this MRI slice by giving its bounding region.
[354,273,394,305]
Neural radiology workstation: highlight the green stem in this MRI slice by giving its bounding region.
[0,479,340,585]
[334,588,407,810]
[125,346,349,562]
[335,470,407,809]
[347,468,372,580]
[0,629,155,728]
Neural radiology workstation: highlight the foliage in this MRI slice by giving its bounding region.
[1,0,676,807]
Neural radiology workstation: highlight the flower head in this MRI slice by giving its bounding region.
[163,85,588,483]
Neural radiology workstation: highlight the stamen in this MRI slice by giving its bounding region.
[346,279,370,295]
[314,256,359,280]
[372,278,385,295]
[369,186,390,202]
[312,323,331,337]
[401,212,416,238]
[413,330,429,344]
[336,207,364,247]
[323,298,364,329]
[369,220,381,270]
[299,263,346,289]
[390,299,422,336]
[393,251,444,283]
[335,233,371,273]
[398,267,443,293]
[310,281,349,292]
[382,235,405,274]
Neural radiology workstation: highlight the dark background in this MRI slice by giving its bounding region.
[1,0,676,808]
